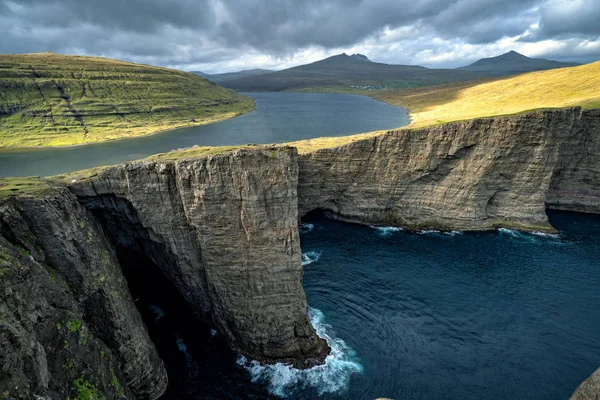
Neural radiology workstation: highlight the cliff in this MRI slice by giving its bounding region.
[67,147,328,368]
[298,108,600,231]
[0,183,167,400]
[1,108,599,398]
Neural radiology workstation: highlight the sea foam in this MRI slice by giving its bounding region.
[371,226,404,237]
[299,223,315,233]
[302,251,321,266]
[498,227,562,243]
[237,307,363,397]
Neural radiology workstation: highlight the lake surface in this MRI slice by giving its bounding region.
[133,210,600,400]
[0,92,409,177]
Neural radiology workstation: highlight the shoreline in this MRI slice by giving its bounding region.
[0,106,256,151]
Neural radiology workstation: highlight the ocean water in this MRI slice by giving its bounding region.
[0,92,408,177]
[129,210,600,400]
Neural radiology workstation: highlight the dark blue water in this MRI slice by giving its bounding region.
[0,92,408,177]
[137,210,600,400]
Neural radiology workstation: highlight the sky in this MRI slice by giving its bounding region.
[1,0,599,73]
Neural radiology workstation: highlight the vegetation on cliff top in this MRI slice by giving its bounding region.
[0,53,254,148]
[371,61,600,127]
[0,177,53,198]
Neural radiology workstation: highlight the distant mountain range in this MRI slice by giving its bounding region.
[457,50,580,76]
[218,53,485,92]
[192,51,583,92]
[190,69,274,84]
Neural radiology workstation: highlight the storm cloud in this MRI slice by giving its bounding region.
[1,0,598,72]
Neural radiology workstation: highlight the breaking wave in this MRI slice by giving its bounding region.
[237,307,362,397]
[371,225,404,237]
[299,223,315,233]
[498,228,563,243]
[302,251,321,266]
[418,230,463,236]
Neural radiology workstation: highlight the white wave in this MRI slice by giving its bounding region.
[418,229,463,236]
[530,231,562,239]
[371,226,404,237]
[498,227,562,241]
[498,227,520,237]
[148,304,165,323]
[418,229,439,235]
[237,307,363,397]
[302,251,321,266]
[299,223,315,233]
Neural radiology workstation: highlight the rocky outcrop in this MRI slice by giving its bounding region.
[68,147,328,367]
[570,368,600,400]
[298,107,600,231]
[0,186,167,400]
[2,108,599,399]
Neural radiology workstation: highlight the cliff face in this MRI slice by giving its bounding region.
[2,108,599,398]
[298,108,600,231]
[68,147,328,367]
[0,186,167,400]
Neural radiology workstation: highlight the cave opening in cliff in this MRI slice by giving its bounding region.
[81,194,269,398]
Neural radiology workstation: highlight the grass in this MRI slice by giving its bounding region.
[0,52,254,148]
[371,61,600,128]
[0,177,53,198]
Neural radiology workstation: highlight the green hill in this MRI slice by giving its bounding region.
[457,50,580,76]
[222,53,486,92]
[0,53,254,147]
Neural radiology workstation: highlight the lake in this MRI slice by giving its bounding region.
[0,92,409,177]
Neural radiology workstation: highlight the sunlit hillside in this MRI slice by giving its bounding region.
[0,53,254,147]
[372,61,600,127]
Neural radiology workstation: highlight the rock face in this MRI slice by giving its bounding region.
[1,108,599,398]
[0,186,167,400]
[570,368,600,400]
[298,108,600,231]
[68,147,328,367]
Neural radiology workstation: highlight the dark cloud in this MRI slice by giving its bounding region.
[1,0,599,71]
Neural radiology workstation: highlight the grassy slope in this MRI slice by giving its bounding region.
[372,61,600,127]
[223,53,485,92]
[0,53,254,147]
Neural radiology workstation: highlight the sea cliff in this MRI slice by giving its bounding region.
[299,107,600,231]
[1,107,599,399]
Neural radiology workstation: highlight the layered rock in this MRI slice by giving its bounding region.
[2,108,600,398]
[298,107,600,231]
[0,184,167,399]
[68,146,328,367]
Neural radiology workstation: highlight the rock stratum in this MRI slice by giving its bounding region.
[299,107,600,231]
[1,107,599,399]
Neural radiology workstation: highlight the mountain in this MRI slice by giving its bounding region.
[457,50,580,76]
[0,53,254,147]
[222,53,486,92]
[373,61,600,128]
[190,69,274,84]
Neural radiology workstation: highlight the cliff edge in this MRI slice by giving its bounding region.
[299,107,600,231]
